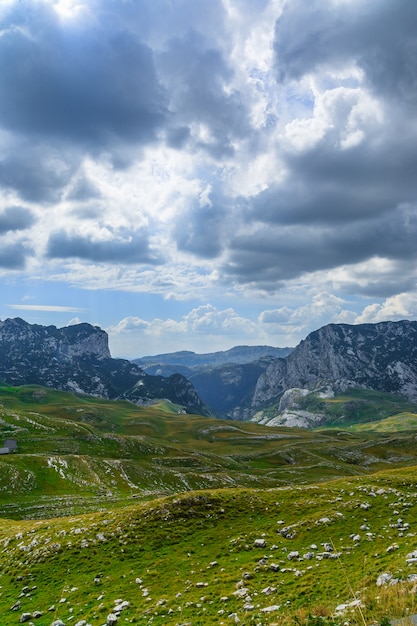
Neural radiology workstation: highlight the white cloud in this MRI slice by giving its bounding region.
[354,294,417,325]
[8,304,84,312]
[1,0,417,354]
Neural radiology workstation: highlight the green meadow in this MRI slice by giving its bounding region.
[1,384,417,625]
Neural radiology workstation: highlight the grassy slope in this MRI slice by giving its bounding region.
[1,385,417,624]
[297,388,417,427]
[1,467,417,625]
[1,385,417,520]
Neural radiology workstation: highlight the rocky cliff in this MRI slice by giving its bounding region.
[251,320,417,412]
[133,346,293,418]
[133,320,417,421]
[0,318,207,414]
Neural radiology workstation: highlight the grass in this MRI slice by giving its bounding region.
[258,388,417,430]
[1,385,417,624]
[1,386,417,519]
[0,468,417,624]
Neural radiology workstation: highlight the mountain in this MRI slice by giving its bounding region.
[133,345,293,417]
[133,344,292,373]
[135,320,417,423]
[253,320,417,403]
[249,320,417,425]
[0,317,207,414]
[2,318,417,425]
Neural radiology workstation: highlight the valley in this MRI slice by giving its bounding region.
[0,384,417,625]
[1,319,417,625]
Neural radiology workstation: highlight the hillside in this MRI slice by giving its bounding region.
[1,466,417,624]
[1,384,417,522]
[0,318,207,415]
[253,388,417,429]
[1,385,417,623]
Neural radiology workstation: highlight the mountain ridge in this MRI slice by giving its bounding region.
[0,317,207,414]
[2,317,417,425]
[133,320,417,422]
[133,344,292,372]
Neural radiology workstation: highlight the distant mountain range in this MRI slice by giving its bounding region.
[135,320,417,422]
[2,317,417,427]
[132,346,291,419]
[0,317,207,415]
[133,345,292,372]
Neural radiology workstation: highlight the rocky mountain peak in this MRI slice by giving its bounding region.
[0,318,207,414]
[252,320,417,409]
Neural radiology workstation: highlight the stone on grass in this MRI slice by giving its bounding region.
[261,605,281,612]
[376,573,394,587]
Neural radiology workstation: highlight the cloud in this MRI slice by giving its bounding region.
[0,140,79,203]
[158,29,251,158]
[173,188,235,259]
[8,304,84,313]
[107,304,259,355]
[0,1,167,150]
[273,0,417,106]
[0,0,416,354]
[259,293,352,333]
[65,175,101,202]
[215,0,417,297]
[0,206,36,233]
[354,294,417,325]
[0,241,32,269]
[222,203,417,293]
[46,228,164,265]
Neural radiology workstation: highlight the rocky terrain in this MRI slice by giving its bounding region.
[2,317,417,426]
[0,318,206,415]
[133,344,292,373]
[135,320,417,423]
[1,467,417,625]
[249,320,417,425]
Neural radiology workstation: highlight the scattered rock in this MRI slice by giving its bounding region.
[376,573,397,587]
[261,604,281,612]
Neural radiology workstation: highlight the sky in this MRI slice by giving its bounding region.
[1,0,417,358]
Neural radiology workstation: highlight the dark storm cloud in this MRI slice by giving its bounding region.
[341,268,417,299]
[173,199,229,259]
[46,229,164,265]
[0,1,167,149]
[216,0,417,298]
[66,176,101,202]
[158,30,251,157]
[0,207,36,233]
[0,241,31,269]
[274,0,417,105]
[250,131,417,226]
[223,205,417,293]
[0,144,77,203]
